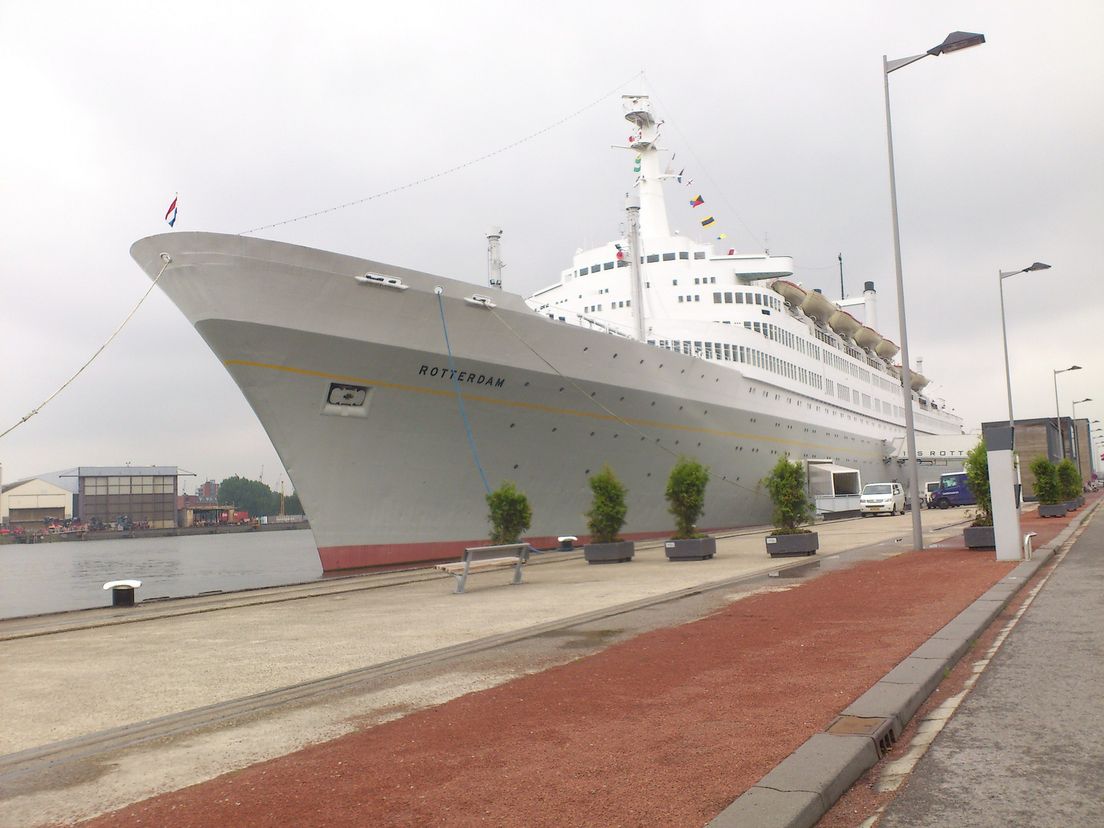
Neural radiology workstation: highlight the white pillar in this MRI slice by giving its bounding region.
[984,423,1022,561]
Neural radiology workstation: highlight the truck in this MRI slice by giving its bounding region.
[932,471,976,509]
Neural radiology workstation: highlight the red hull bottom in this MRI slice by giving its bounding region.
[317,528,725,572]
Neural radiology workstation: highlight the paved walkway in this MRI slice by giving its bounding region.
[0,501,1096,826]
[877,507,1104,827]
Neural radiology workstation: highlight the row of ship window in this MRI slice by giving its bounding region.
[574,250,709,276]
[711,291,783,312]
[647,339,825,390]
[584,301,632,313]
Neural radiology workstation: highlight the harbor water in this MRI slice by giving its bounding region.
[0,529,323,620]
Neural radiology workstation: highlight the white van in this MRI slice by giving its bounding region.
[859,482,905,516]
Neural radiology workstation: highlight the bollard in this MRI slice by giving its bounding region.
[1022,532,1038,561]
[103,579,142,607]
[557,535,578,551]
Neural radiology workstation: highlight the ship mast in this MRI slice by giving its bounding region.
[625,196,645,341]
[486,226,504,288]
[622,95,670,239]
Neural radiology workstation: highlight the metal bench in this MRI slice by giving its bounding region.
[435,543,530,594]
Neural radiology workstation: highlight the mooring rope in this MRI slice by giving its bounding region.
[0,258,172,441]
[436,289,493,495]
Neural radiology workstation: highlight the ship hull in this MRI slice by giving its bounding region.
[133,233,892,571]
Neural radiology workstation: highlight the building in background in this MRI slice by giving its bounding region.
[69,466,180,529]
[1,477,74,529]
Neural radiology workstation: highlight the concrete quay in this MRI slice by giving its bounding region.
[0,503,1093,826]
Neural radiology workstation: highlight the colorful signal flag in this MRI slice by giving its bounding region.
[164,194,178,228]
[690,195,704,208]
[700,215,715,227]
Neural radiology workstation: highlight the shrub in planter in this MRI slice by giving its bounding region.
[761,455,818,557]
[486,481,532,544]
[664,457,714,559]
[1031,457,1066,518]
[963,439,993,527]
[1057,458,1082,508]
[584,465,634,563]
[961,439,996,548]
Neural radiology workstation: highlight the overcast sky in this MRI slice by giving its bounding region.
[2,0,1102,489]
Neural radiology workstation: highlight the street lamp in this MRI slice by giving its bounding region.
[1053,365,1082,458]
[999,263,1051,429]
[884,30,986,551]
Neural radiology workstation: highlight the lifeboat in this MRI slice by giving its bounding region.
[853,325,882,351]
[875,338,900,360]
[800,290,835,324]
[771,279,808,307]
[828,309,861,338]
[910,372,930,392]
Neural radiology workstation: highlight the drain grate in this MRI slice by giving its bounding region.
[826,715,896,757]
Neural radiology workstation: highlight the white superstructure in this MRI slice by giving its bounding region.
[131,94,961,572]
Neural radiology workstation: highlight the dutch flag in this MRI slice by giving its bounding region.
[165,194,178,228]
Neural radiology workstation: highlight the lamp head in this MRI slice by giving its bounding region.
[1024,262,1051,272]
[928,31,986,56]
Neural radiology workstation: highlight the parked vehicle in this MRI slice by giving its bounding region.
[924,481,940,508]
[859,482,905,516]
[932,472,976,509]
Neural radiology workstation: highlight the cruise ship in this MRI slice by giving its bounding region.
[131,95,962,571]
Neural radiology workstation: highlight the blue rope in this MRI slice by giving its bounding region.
[436,289,492,494]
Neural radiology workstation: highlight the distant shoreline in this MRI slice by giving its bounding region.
[0,521,310,546]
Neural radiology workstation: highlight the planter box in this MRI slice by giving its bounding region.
[665,537,716,560]
[1038,503,1068,518]
[583,540,635,564]
[963,525,995,549]
[765,532,819,557]
[1065,500,1080,512]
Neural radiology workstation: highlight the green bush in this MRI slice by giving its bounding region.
[486,481,532,544]
[1056,458,1082,501]
[1030,457,1061,505]
[963,439,993,527]
[761,455,815,534]
[585,465,628,544]
[665,457,710,539]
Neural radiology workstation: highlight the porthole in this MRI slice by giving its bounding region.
[612,353,618,359]
[552,427,557,432]
[585,469,590,475]
[583,346,589,352]
[559,387,565,392]
[590,431,595,437]
[619,396,625,402]
[513,464,519,469]
[509,423,515,428]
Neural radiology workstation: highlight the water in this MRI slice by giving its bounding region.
[0,530,323,619]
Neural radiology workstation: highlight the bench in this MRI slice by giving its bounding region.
[435,543,530,593]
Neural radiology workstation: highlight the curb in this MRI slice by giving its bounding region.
[707,504,1097,828]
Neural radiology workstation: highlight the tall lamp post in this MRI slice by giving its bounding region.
[999,263,1052,428]
[1053,365,1082,458]
[884,30,986,551]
